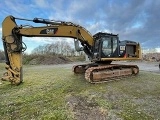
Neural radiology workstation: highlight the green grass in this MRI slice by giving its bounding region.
[0,63,160,119]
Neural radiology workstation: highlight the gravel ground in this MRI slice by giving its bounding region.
[28,61,160,74]
[112,61,160,74]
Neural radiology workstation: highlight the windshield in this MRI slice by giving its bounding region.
[102,37,112,56]
[101,36,118,57]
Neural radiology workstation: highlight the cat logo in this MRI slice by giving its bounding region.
[40,28,58,34]
[46,29,54,34]
[120,46,125,50]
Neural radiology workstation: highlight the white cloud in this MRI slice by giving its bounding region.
[1,0,160,50]
[24,37,73,44]
[86,22,111,35]
[4,1,28,14]
[33,0,49,8]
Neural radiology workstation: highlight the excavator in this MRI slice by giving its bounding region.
[1,15,141,85]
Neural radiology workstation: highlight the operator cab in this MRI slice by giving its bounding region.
[101,36,118,57]
[93,32,138,60]
[93,32,119,59]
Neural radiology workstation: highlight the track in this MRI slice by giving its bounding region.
[73,64,139,83]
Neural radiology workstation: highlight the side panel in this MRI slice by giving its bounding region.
[100,41,142,61]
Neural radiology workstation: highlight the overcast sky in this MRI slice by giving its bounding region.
[0,0,160,53]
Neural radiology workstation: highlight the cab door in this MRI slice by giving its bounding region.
[101,36,119,58]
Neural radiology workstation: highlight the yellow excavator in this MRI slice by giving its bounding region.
[1,15,141,85]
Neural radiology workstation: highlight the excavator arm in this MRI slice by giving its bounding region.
[1,16,94,85]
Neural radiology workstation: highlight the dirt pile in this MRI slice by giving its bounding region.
[23,55,72,65]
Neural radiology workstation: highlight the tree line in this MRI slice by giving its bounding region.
[0,41,85,62]
[0,50,5,61]
[31,41,84,56]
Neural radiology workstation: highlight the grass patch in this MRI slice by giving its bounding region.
[0,63,160,119]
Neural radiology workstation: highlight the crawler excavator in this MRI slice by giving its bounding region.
[1,15,141,85]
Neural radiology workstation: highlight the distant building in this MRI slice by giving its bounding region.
[143,53,160,62]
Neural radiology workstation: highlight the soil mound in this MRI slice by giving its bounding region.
[23,55,72,65]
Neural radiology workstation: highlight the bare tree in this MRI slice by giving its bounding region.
[0,50,5,61]
[32,45,46,55]
[31,41,73,56]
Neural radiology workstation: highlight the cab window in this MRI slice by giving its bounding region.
[102,37,112,56]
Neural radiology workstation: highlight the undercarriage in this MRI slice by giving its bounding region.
[72,63,139,83]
